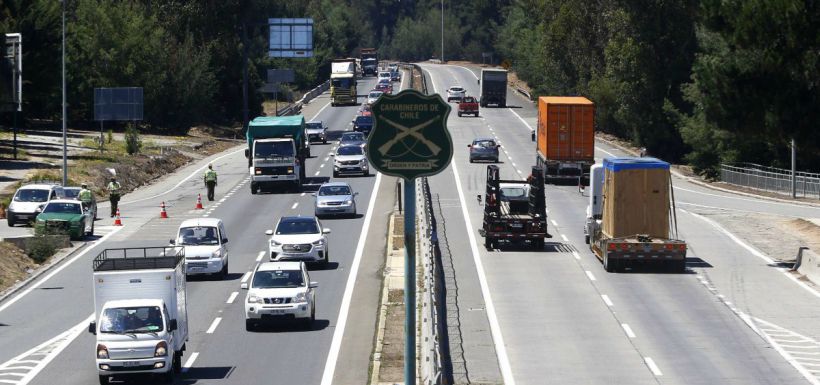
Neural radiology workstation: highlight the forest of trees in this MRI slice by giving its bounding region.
[1,0,818,175]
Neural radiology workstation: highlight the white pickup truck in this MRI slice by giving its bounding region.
[88,247,188,384]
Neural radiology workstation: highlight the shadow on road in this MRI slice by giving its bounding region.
[248,319,330,334]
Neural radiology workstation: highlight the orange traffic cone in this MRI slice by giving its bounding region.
[195,194,204,210]
[113,208,123,226]
[160,201,169,219]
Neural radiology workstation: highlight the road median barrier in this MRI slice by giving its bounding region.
[795,247,820,285]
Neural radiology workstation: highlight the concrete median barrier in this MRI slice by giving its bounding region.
[797,248,820,285]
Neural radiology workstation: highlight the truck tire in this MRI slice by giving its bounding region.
[458,112,462,117]
[584,235,589,244]
[250,182,258,195]
[6,214,14,227]
[98,375,109,385]
[173,350,182,373]
[604,254,618,273]
[533,239,544,250]
[484,237,495,250]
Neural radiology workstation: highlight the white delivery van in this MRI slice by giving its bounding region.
[88,247,188,385]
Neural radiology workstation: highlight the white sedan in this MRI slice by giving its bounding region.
[446,86,466,102]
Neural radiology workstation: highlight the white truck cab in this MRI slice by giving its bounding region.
[89,247,188,385]
[584,163,604,244]
[171,218,229,278]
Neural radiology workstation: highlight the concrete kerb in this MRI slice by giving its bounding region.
[0,239,88,304]
[596,136,820,209]
[370,211,399,385]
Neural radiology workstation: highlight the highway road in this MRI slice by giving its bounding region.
[0,75,405,385]
[419,63,820,385]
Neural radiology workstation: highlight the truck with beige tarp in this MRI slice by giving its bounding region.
[584,157,687,272]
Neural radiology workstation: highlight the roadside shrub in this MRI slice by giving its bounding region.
[124,124,142,155]
[107,129,113,144]
[25,235,61,264]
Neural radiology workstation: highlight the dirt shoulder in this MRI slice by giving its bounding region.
[0,242,36,293]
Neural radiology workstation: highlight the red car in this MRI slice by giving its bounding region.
[458,96,479,117]
[375,83,392,95]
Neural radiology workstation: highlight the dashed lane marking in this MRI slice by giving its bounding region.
[181,352,199,373]
[622,323,636,338]
[240,272,251,283]
[256,251,265,262]
[550,219,558,227]
[226,292,239,304]
[291,203,299,210]
[205,317,222,334]
[585,271,597,281]
[601,295,613,307]
[315,171,321,176]
[644,357,663,376]
[560,234,569,242]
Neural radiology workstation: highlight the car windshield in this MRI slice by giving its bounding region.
[341,133,365,142]
[100,306,164,334]
[331,78,353,88]
[252,269,304,288]
[501,187,527,199]
[14,189,50,202]
[319,185,352,196]
[337,146,363,156]
[369,92,382,98]
[463,97,476,103]
[276,219,319,235]
[43,202,81,214]
[60,188,81,199]
[355,116,372,124]
[450,87,463,92]
[176,226,219,246]
[473,140,496,148]
[255,141,294,159]
[306,122,323,130]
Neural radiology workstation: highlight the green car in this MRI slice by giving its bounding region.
[34,199,94,239]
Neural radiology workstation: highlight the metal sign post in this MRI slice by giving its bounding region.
[4,33,22,159]
[368,89,453,385]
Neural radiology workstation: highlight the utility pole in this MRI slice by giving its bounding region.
[791,138,796,198]
[61,0,68,186]
[441,0,444,63]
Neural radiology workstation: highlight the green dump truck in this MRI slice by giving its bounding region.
[245,115,308,193]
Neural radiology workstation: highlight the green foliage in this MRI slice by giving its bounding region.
[124,123,141,155]
[107,129,113,144]
[26,235,61,264]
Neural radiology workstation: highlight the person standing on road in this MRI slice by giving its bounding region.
[107,177,122,217]
[204,164,218,201]
[78,183,93,211]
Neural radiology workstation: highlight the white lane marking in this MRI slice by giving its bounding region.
[686,210,820,299]
[644,357,663,376]
[423,67,516,385]
[256,251,265,262]
[572,251,581,260]
[121,148,246,206]
[219,197,227,203]
[585,271,597,281]
[601,295,614,307]
[677,201,802,217]
[181,352,199,373]
[0,315,93,384]
[205,317,222,334]
[621,323,636,338]
[240,272,251,283]
[320,163,325,168]
[560,234,568,242]
[320,172,383,385]
[324,157,330,162]
[226,292,239,304]
[675,185,819,210]
[551,219,559,228]
[301,192,306,197]
[0,227,123,314]
[595,145,618,157]
[291,203,299,210]
[315,171,321,176]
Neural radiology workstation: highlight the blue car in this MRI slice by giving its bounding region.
[353,116,373,135]
[468,137,500,163]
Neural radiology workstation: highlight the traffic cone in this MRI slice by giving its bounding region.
[113,208,123,226]
[160,201,169,219]
[195,194,204,210]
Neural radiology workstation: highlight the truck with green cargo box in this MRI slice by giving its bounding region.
[245,115,308,193]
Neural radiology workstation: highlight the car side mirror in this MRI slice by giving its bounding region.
[531,130,536,142]
[244,149,249,158]
[322,228,331,234]
[265,229,274,235]
[88,321,96,335]
[467,144,472,148]
[311,193,317,197]
[309,281,319,289]
[354,192,359,196]
[169,319,178,332]
[330,153,335,157]
[241,283,249,290]
[222,238,228,244]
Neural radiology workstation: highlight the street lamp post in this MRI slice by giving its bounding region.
[61,0,68,185]
[441,0,444,63]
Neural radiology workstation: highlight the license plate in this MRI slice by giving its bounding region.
[122,361,140,367]
[269,309,286,315]
[511,223,524,228]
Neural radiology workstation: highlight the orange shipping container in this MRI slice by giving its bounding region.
[537,97,595,162]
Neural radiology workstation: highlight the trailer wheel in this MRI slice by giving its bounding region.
[604,255,617,272]
[250,182,258,195]
[484,237,495,250]
[533,239,545,250]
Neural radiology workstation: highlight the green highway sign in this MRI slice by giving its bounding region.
[367,89,453,180]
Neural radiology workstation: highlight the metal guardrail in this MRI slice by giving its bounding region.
[418,177,453,385]
[720,163,820,199]
[276,80,330,116]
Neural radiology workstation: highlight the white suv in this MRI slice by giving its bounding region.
[266,216,330,266]
[242,261,317,330]
[446,86,466,102]
[7,183,60,226]
[171,218,230,279]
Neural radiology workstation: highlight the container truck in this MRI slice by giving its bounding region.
[478,68,508,107]
[479,165,549,250]
[585,157,687,272]
[245,115,308,193]
[534,96,595,184]
[360,48,378,77]
[330,58,357,106]
[88,246,188,385]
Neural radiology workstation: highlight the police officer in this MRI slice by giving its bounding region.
[107,177,121,217]
[204,164,218,201]
[78,183,93,212]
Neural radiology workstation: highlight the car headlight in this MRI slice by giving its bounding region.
[211,249,222,258]
[345,200,353,205]
[97,344,109,359]
[154,341,168,357]
[294,292,308,303]
[270,239,281,247]
[312,239,325,246]
[248,294,262,303]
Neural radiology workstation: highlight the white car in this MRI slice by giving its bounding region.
[367,90,384,105]
[171,218,230,278]
[266,216,330,265]
[332,145,369,177]
[446,86,466,102]
[242,261,317,330]
[7,183,60,226]
[378,71,391,83]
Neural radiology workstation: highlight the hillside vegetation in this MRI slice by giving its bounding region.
[1,0,817,175]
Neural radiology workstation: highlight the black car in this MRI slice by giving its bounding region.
[352,115,373,135]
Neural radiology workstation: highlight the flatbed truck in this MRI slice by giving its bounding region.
[479,165,549,250]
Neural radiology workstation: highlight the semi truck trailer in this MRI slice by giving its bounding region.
[534,96,595,184]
